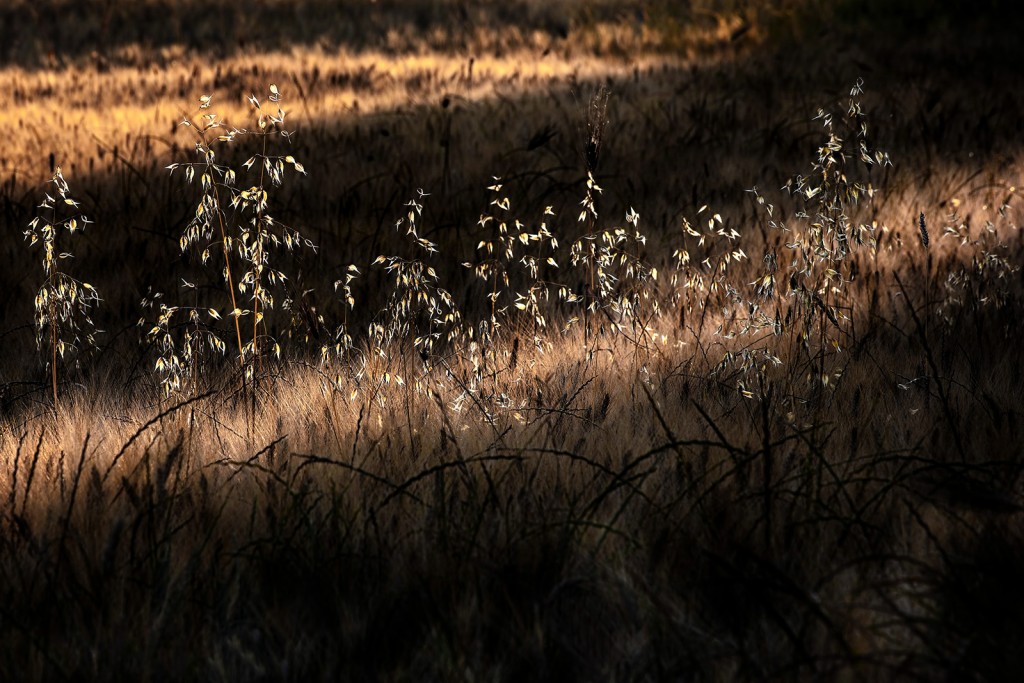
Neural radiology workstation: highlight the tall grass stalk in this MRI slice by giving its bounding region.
[23,166,101,412]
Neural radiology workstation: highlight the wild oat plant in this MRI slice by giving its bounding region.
[465,181,563,364]
[366,190,463,401]
[161,84,314,391]
[139,287,227,398]
[738,79,891,396]
[23,166,101,410]
[569,174,661,343]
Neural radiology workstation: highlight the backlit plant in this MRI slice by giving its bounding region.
[165,84,314,387]
[23,166,101,411]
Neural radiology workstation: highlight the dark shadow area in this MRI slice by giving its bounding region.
[3,0,1019,69]
[2,0,585,68]
[3,309,1024,680]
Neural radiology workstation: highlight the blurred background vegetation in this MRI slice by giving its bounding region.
[1,0,1015,67]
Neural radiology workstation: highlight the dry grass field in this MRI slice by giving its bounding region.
[1,1,1023,680]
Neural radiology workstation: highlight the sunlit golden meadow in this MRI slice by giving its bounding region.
[1,1,1023,680]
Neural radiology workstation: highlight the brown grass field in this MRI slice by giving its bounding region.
[2,1,1023,680]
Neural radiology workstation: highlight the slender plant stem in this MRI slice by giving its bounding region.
[50,305,58,413]
[212,182,244,366]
